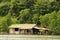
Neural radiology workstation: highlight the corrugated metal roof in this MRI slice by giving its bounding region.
[39,28,48,30]
[34,26,40,29]
[9,24,36,29]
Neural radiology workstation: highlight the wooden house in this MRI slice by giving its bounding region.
[9,24,40,34]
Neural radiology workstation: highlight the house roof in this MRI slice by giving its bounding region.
[9,24,36,29]
[33,26,40,29]
[39,27,48,30]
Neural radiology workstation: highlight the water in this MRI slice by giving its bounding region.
[0,35,60,40]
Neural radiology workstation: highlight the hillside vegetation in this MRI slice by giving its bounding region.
[0,0,60,34]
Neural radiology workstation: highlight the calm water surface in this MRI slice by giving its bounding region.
[0,35,60,40]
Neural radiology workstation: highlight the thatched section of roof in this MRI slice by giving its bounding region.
[9,24,36,29]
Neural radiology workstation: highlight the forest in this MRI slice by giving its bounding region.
[0,0,60,34]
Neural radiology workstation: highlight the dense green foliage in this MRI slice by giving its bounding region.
[0,0,60,34]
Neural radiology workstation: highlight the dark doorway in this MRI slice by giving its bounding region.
[15,28,19,31]
[32,28,40,34]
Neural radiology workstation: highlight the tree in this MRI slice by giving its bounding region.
[18,9,32,23]
[32,14,40,25]
[40,14,49,27]
[56,10,60,34]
